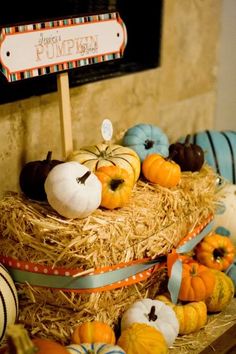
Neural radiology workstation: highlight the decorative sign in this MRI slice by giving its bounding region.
[0,12,127,82]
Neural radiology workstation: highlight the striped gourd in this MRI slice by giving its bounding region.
[184,130,236,184]
[0,264,19,343]
[67,143,141,185]
[66,343,125,354]
[205,269,234,312]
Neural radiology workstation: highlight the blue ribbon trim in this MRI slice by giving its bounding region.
[176,220,214,254]
[7,257,165,291]
[167,258,182,304]
[168,219,214,303]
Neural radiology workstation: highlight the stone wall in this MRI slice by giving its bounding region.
[0,0,222,196]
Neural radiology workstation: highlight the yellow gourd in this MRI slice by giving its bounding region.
[205,269,234,313]
[156,294,207,335]
[117,323,168,354]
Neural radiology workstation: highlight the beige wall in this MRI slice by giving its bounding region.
[215,0,236,130]
[0,0,222,197]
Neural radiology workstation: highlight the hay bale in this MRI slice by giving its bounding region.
[0,165,217,343]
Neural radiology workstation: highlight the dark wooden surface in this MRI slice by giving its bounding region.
[199,323,236,354]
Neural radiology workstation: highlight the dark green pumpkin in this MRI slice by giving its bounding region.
[19,151,63,201]
[169,135,204,172]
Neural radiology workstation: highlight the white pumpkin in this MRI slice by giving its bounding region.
[121,298,179,347]
[0,264,19,343]
[44,161,102,219]
[214,183,236,245]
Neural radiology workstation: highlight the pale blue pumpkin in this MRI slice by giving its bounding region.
[122,123,169,162]
[179,130,236,184]
[66,343,125,354]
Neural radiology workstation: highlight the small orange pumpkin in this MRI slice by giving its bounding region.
[5,324,69,354]
[195,233,235,271]
[95,165,133,209]
[71,321,116,345]
[142,153,181,187]
[178,260,216,302]
[32,338,70,354]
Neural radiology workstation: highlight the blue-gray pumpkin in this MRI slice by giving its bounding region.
[180,130,236,183]
[122,123,169,162]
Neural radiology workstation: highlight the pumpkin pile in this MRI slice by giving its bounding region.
[18,123,209,218]
[155,230,235,339]
[1,123,235,352]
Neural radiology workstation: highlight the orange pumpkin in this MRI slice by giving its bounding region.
[178,261,215,302]
[32,338,70,354]
[142,153,181,187]
[95,165,133,209]
[5,324,69,354]
[195,233,235,271]
[71,321,116,345]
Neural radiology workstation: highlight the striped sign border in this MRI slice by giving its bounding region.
[0,12,126,82]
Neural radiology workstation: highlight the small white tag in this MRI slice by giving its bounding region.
[101,119,113,142]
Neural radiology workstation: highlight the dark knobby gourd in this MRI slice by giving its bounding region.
[169,134,204,172]
[19,151,63,201]
[174,130,236,182]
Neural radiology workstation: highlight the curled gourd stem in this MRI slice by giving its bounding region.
[213,247,225,260]
[166,149,178,162]
[46,151,52,162]
[6,324,37,354]
[148,306,158,321]
[144,139,154,149]
[76,171,91,184]
[184,134,191,145]
[110,178,124,191]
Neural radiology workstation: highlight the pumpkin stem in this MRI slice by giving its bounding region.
[213,247,225,260]
[166,149,178,161]
[144,139,154,150]
[184,134,191,146]
[110,178,124,191]
[6,324,38,354]
[76,171,91,184]
[148,305,158,321]
[46,151,52,162]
